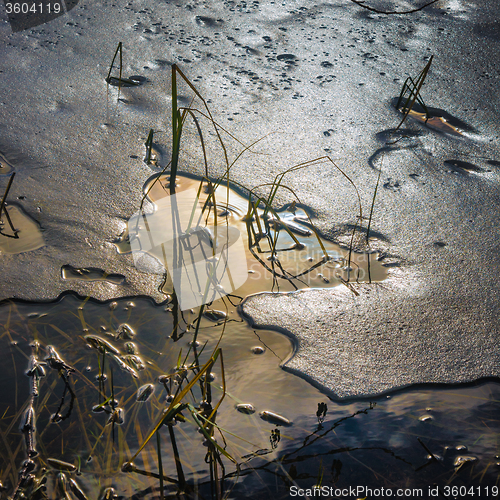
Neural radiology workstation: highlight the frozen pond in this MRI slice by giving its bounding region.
[1,0,500,495]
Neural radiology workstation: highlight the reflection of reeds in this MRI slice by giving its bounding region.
[0,172,18,237]
[144,129,155,165]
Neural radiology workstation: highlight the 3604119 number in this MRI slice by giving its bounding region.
[443,485,499,497]
[5,3,62,14]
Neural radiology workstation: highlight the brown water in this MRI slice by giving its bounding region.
[0,204,44,255]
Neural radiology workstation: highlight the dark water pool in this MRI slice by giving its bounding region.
[0,294,498,499]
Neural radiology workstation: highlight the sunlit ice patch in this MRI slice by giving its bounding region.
[128,187,247,310]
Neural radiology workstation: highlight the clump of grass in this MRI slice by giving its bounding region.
[134,64,376,299]
[234,157,363,293]
[395,55,433,130]
[89,62,387,497]
[122,340,238,498]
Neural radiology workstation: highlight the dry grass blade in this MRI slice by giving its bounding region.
[365,164,382,284]
[395,56,433,130]
[337,275,360,296]
[139,65,265,217]
[170,64,180,194]
[167,417,186,489]
[212,133,273,192]
[274,156,362,220]
[184,109,209,177]
[366,164,382,245]
[0,404,25,486]
[106,42,123,102]
[347,219,358,282]
[156,430,164,500]
[169,64,263,195]
[416,437,444,470]
[122,341,237,497]
[105,42,122,84]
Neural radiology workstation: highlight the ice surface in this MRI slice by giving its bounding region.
[242,274,500,398]
[0,0,499,396]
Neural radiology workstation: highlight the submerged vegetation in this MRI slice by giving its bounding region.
[2,296,499,499]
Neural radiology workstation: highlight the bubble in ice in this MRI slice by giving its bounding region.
[454,456,477,468]
[136,384,155,402]
[259,411,291,426]
[236,403,255,414]
[116,323,135,339]
[203,309,227,322]
[418,415,433,422]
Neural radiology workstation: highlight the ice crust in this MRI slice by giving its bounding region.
[242,275,500,398]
